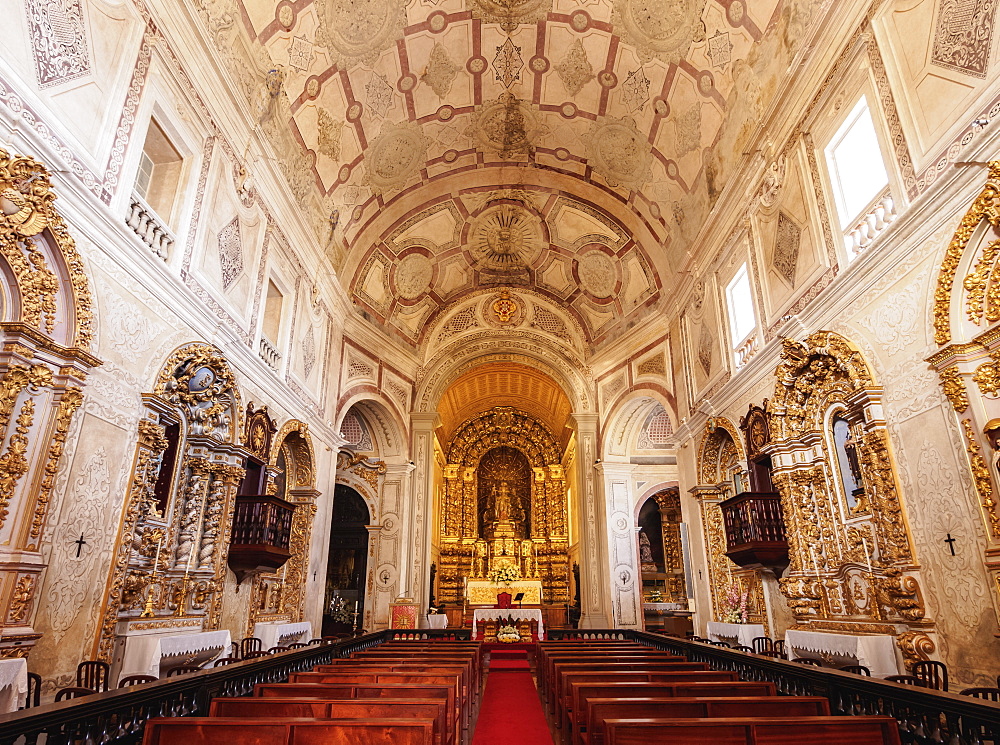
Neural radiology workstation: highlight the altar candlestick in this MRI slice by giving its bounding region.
[862,537,873,575]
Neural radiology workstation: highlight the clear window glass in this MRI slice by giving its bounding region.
[137,119,183,224]
[726,263,756,346]
[826,97,889,229]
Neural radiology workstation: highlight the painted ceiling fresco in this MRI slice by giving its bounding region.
[192,0,829,347]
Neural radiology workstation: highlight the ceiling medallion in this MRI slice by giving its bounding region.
[611,0,708,63]
[582,115,653,190]
[469,0,552,31]
[363,121,429,195]
[316,0,408,66]
[467,202,545,281]
[464,92,548,158]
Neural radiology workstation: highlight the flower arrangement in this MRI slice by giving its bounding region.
[328,596,353,624]
[721,580,751,623]
[497,624,521,643]
[487,564,521,584]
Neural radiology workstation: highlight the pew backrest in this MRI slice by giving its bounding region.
[142,717,435,745]
[602,716,901,745]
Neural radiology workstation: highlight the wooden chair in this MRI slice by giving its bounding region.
[707,640,731,647]
[839,665,871,676]
[55,686,95,701]
[230,641,241,660]
[119,674,157,687]
[912,660,948,691]
[267,646,288,654]
[23,672,41,709]
[773,639,787,655]
[751,636,773,654]
[757,650,784,659]
[239,637,262,658]
[286,643,308,649]
[213,657,238,667]
[886,674,927,686]
[961,687,1000,701]
[732,645,754,653]
[793,657,824,666]
[76,660,110,692]
[495,592,512,609]
[242,650,270,660]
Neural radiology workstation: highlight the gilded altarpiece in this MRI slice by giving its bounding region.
[94,344,249,663]
[929,161,1000,620]
[693,420,769,634]
[437,408,570,606]
[246,419,319,636]
[768,332,934,666]
[0,149,98,656]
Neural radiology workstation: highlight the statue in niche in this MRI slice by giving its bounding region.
[487,480,524,531]
[639,530,658,572]
[520,540,535,578]
[473,540,487,577]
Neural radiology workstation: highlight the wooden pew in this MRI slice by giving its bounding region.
[547,660,706,703]
[208,697,450,745]
[254,683,459,742]
[580,697,830,745]
[316,660,477,696]
[142,717,435,745]
[282,674,465,733]
[559,670,738,730]
[540,651,687,699]
[602,716,901,745]
[562,680,776,736]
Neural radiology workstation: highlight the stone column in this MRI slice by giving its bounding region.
[570,413,612,628]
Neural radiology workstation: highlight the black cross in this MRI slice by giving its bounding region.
[73,534,87,558]
[944,534,957,556]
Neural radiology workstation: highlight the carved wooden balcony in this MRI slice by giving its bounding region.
[719,491,789,575]
[227,494,295,584]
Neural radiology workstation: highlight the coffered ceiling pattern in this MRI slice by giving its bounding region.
[193,0,830,348]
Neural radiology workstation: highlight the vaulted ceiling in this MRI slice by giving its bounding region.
[197,0,827,349]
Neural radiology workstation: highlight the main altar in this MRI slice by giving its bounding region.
[435,411,571,610]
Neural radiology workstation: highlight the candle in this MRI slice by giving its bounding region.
[861,536,873,575]
[812,552,820,576]
[187,544,195,574]
[354,600,358,613]
[154,536,162,572]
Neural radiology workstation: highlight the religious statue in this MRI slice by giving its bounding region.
[489,481,523,525]
[639,530,657,572]
[473,540,487,577]
[520,539,536,578]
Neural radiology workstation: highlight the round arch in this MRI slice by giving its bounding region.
[603,390,677,460]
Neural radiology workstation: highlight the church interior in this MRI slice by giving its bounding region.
[3,0,1000,739]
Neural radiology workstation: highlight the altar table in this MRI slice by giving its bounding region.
[472,608,544,639]
[706,621,767,649]
[118,629,231,681]
[0,659,27,713]
[424,614,448,629]
[466,579,543,605]
[253,621,312,650]
[785,629,900,677]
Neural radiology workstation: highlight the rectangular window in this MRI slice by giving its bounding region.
[262,281,283,343]
[825,97,889,229]
[137,119,183,223]
[726,264,756,346]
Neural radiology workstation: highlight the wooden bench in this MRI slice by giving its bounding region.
[541,652,687,698]
[316,661,477,697]
[580,697,830,745]
[602,716,901,745]
[287,673,465,730]
[141,717,435,745]
[208,697,450,745]
[254,683,457,736]
[547,660,706,703]
[563,680,777,735]
[559,670,738,730]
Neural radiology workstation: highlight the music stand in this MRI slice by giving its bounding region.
[513,592,525,609]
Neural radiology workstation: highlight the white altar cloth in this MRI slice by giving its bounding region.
[472,608,544,639]
[643,602,686,614]
[785,629,900,678]
[0,659,27,713]
[253,621,312,650]
[706,622,767,649]
[119,629,231,681]
[424,614,448,629]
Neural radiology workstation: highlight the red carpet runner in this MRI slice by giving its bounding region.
[472,650,554,745]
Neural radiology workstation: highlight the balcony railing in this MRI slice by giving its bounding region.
[126,192,174,259]
[719,491,789,573]
[845,188,897,260]
[228,494,295,583]
[258,337,281,371]
[735,334,759,369]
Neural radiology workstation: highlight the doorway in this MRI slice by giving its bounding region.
[322,484,370,636]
